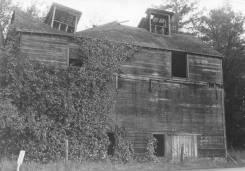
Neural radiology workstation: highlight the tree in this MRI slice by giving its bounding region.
[25,1,48,21]
[0,0,13,48]
[157,0,199,33]
[196,7,245,148]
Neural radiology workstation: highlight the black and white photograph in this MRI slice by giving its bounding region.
[0,0,245,170]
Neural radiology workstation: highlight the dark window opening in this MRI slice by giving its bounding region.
[153,134,165,157]
[60,23,67,32]
[69,48,85,67]
[53,21,60,30]
[172,51,187,78]
[149,79,152,92]
[107,132,115,156]
[67,26,75,33]
[69,58,83,67]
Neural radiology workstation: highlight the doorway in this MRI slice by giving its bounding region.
[153,134,165,157]
[107,132,115,156]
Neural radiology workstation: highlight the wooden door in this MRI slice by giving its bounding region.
[171,135,198,161]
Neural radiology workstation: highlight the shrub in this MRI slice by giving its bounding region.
[111,127,134,163]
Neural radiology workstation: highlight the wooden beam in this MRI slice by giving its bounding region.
[149,14,152,33]
[0,24,4,48]
[168,15,171,35]
[222,85,228,159]
[51,6,56,28]
[75,16,78,32]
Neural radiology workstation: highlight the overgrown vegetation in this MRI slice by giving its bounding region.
[0,35,136,162]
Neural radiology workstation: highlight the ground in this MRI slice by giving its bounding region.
[1,156,245,171]
[1,150,245,171]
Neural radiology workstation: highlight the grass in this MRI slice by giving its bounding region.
[1,151,245,171]
[0,158,233,171]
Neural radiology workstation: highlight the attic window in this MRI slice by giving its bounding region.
[171,51,187,78]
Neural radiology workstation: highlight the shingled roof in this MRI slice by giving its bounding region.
[11,9,73,36]
[76,22,222,58]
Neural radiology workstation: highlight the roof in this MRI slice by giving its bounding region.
[44,3,82,25]
[146,8,174,16]
[76,22,223,58]
[11,9,73,36]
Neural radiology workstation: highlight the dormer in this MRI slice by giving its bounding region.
[44,3,82,33]
[138,8,174,36]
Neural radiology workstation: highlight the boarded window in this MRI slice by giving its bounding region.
[153,134,165,157]
[172,51,187,78]
[107,132,115,156]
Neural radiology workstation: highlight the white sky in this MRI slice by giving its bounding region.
[12,0,245,31]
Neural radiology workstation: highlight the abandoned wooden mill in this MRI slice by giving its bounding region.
[8,3,227,161]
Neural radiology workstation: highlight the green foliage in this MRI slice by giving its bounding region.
[145,135,157,161]
[157,0,200,33]
[0,36,136,162]
[135,135,158,162]
[112,127,134,163]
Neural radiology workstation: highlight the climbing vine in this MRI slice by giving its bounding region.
[0,35,137,162]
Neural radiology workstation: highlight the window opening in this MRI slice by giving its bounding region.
[172,51,187,78]
[107,132,115,156]
[153,134,165,157]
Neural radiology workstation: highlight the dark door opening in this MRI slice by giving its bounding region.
[107,132,115,156]
[153,134,165,157]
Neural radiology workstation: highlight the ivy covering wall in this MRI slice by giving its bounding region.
[0,35,137,162]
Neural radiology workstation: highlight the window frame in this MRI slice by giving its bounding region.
[171,51,189,79]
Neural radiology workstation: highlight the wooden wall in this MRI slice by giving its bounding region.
[18,33,225,159]
[19,33,79,67]
[114,48,225,158]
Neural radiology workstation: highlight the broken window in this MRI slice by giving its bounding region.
[153,134,165,157]
[107,132,115,156]
[171,51,187,78]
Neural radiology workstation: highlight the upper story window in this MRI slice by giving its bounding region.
[69,48,84,67]
[171,51,187,78]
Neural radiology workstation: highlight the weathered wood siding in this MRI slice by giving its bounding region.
[20,33,79,66]
[188,54,223,84]
[114,48,225,158]
[120,49,171,79]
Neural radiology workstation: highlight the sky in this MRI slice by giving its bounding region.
[12,0,245,31]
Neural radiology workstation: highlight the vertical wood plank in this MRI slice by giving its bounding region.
[51,6,56,28]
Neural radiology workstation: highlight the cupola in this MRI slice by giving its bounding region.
[138,8,174,35]
[44,3,82,33]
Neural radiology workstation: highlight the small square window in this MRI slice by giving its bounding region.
[171,51,187,78]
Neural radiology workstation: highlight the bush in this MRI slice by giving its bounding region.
[112,127,134,163]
